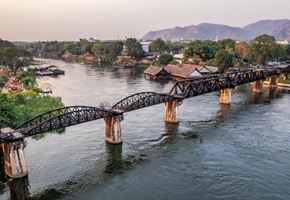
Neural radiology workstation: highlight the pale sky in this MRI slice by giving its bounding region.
[1,0,290,41]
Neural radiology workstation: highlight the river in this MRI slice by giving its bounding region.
[1,58,290,200]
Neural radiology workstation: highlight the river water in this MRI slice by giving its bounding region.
[1,58,290,200]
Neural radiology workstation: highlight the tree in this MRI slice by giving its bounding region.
[248,34,281,65]
[0,47,32,75]
[215,49,233,74]
[184,40,216,61]
[216,39,235,52]
[235,42,248,61]
[158,54,173,66]
[107,41,123,58]
[91,41,105,57]
[0,39,15,48]
[166,41,184,53]
[150,38,168,53]
[78,39,92,54]
[124,38,144,60]
[0,94,20,128]
[285,45,290,59]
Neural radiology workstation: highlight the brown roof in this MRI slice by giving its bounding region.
[164,64,200,78]
[144,65,165,76]
[164,64,180,74]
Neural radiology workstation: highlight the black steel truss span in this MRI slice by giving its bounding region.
[169,70,279,98]
[112,92,178,112]
[15,106,117,137]
[1,69,280,142]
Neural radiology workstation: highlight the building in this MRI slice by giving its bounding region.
[140,41,151,53]
[163,64,202,80]
[2,77,23,93]
[205,66,219,74]
[0,66,10,75]
[144,65,170,80]
[145,64,219,81]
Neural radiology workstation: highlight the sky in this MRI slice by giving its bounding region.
[1,0,290,41]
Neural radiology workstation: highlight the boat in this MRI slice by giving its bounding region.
[39,82,52,94]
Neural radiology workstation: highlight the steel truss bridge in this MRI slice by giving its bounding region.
[0,69,279,142]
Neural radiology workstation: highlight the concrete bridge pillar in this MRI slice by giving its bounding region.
[253,80,263,93]
[220,88,232,105]
[1,129,28,179]
[165,100,181,123]
[104,115,123,144]
[269,75,278,88]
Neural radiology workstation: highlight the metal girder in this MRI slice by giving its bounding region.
[15,106,117,137]
[112,92,177,112]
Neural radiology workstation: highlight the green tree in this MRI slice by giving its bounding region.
[0,47,32,75]
[0,39,15,48]
[79,39,92,54]
[158,54,173,66]
[166,41,184,52]
[107,41,123,57]
[184,40,216,61]
[0,94,20,127]
[150,38,168,53]
[285,45,290,59]
[248,34,281,65]
[124,38,144,60]
[215,49,233,73]
[91,41,105,57]
[63,42,75,52]
[216,39,235,52]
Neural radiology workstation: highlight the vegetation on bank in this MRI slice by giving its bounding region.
[15,38,184,64]
[0,93,64,128]
[184,35,290,73]
[0,39,65,129]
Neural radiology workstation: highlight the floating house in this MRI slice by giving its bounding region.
[145,64,219,81]
[163,64,203,80]
[34,64,65,76]
[144,65,170,80]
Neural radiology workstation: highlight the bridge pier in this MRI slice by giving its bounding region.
[253,80,263,93]
[269,76,278,88]
[165,100,181,123]
[104,115,123,144]
[1,128,28,179]
[220,88,232,105]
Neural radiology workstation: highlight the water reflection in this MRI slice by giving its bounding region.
[9,177,30,200]
[216,104,231,124]
[252,92,263,103]
[267,87,277,99]
[104,144,123,174]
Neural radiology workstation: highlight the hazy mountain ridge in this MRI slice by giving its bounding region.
[142,19,290,41]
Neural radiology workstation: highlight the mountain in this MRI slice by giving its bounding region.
[243,19,290,36]
[141,19,290,42]
[196,23,252,40]
[271,21,290,41]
